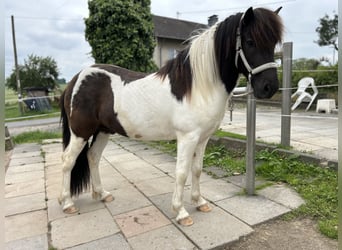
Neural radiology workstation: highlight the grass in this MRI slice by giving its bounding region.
[13,130,62,144]
[203,145,246,176]
[5,87,18,103]
[256,149,338,239]
[151,139,338,239]
[214,129,246,140]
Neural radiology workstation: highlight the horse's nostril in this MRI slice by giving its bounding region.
[264,84,271,93]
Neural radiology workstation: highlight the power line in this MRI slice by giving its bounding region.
[177,0,296,16]
[6,16,84,21]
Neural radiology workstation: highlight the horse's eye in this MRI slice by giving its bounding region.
[246,39,255,47]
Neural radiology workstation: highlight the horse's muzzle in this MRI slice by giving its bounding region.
[253,79,279,99]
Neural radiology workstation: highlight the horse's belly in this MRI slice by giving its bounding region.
[114,79,177,141]
[118,113,177,141]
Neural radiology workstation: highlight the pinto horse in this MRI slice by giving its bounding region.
[59,7,283,226]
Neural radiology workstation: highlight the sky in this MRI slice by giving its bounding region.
[4,0,338,81]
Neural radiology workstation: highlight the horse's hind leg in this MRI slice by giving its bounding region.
[59,132,87,213]
[88,132,114,202]
[191,138,212,212]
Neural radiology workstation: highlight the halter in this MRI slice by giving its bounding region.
[234,11,278,95]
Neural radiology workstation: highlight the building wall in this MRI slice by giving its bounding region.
[153,38,187,68]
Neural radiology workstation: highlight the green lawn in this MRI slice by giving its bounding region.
[13,130,62,144]
[5,87,18,104]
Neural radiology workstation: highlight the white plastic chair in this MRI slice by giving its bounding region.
[291,77,318,111]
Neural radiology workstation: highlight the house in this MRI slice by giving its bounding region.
[152,15,218,68]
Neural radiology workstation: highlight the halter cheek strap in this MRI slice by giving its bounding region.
[235,12,278,82]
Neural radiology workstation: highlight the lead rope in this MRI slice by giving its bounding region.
[230,74,253,122]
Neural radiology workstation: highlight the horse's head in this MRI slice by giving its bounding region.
[236,7,283,99]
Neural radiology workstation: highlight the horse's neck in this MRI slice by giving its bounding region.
[189,81,230,120]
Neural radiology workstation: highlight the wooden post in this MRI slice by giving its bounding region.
[11,15,23,115]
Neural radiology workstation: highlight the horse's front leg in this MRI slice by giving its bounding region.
[172,133,199,226]
[88,132,114,202]
[191,138,212,213]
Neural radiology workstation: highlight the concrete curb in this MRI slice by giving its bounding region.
[209,136,338,170]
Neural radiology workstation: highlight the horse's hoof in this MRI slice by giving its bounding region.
[63,205,79,214]
[177,216,194,226]
[102,194,114,203]
[197,203,212,213]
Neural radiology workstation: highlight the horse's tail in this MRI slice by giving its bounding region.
[60,91,70,150]
[60,90,90,197]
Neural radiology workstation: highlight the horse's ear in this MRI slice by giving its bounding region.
[274,7,282,14]
[243,7,254,25]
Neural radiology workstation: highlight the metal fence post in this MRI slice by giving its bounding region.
[246,82,256,195]
[281,42,292,147]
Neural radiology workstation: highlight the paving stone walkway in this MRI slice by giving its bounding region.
[5,136,305,250]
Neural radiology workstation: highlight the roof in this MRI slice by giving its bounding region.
[152,15,208,41]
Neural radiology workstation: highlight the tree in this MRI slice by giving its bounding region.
[6,54,59,92]
[84,0,157,73]
[315,13,338,51]
[292,58,321,70]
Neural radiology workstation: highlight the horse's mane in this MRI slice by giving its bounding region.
[249,8,283,49]
[156,26,221,102]
[156,8,284,102]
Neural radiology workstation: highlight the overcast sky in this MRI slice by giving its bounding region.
[4,0,338,81]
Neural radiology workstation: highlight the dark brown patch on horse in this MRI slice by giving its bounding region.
[156,48,192,101]
[92,64,148,84]
[214,14,242,94]
[64,71,127,140]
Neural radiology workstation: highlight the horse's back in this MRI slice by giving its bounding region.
[91,64,148,83]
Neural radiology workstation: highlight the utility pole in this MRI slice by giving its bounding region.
[11,15,23,115]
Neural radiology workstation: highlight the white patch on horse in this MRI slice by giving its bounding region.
[111,70,228,142]
[113,73,177,140]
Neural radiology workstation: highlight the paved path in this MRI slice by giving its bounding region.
[5,136,304,250]
[220,105,338,162]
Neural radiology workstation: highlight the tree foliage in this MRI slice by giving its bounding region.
[291,64,337,93]
[292,58,321,70]
[85,0,157,72]
[315,13,338,51]
[6,54,59,92]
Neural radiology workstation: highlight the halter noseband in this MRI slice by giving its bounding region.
[234,11,278,84]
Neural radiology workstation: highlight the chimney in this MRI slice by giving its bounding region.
[208,15,218,26]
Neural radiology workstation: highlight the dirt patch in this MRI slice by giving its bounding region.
[226,217,338,250]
